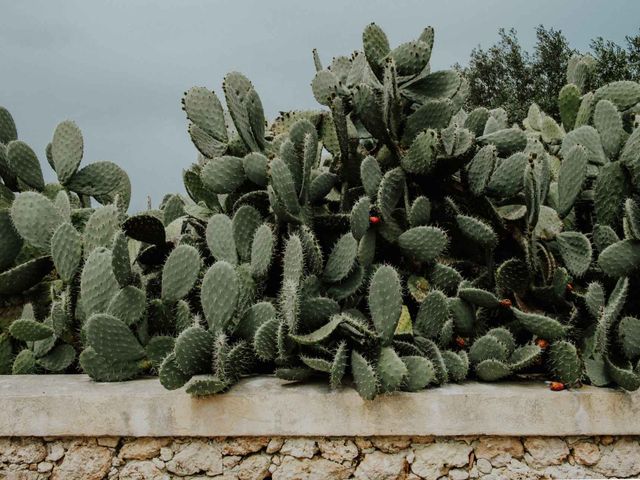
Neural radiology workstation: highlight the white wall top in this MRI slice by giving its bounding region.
[1,375,639,437]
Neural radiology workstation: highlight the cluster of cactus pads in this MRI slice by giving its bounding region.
[2,24,640,399]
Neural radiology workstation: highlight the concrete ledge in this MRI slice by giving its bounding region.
[1,375,639,437]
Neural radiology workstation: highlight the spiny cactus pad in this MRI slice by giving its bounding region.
[201,261,239,331]
[161,245,202,303]
[369,265,402,345]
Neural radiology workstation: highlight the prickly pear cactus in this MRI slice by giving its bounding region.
[3,22,640,399]
[0,110,134,374]
[169,22,640,397]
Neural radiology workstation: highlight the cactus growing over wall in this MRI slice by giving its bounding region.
[0,111,133,374]
[2,22,640,399]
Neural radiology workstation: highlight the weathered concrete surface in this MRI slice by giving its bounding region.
[1,375,639,436]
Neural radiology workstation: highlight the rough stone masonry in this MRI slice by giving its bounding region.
[1,435,640,479]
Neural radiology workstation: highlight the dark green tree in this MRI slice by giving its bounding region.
[460,26,573,122]
[590,37,631,86]
[530,26,574,118]
[459,26,640,122]
[626,30,640,80]
[590,29,640,86]
[457,28,534,123]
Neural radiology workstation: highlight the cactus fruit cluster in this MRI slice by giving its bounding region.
[2,24,640,398]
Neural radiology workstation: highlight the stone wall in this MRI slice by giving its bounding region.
[2,377,640,479]
[2,435,640,480]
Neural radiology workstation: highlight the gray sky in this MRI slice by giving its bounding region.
[2,0,639,211]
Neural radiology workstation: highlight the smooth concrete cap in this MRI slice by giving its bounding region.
[1,375,639,436]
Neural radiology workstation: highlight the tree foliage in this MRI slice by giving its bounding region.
[460,26,640,122]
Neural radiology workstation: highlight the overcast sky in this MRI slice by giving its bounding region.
[2,1,639,211]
